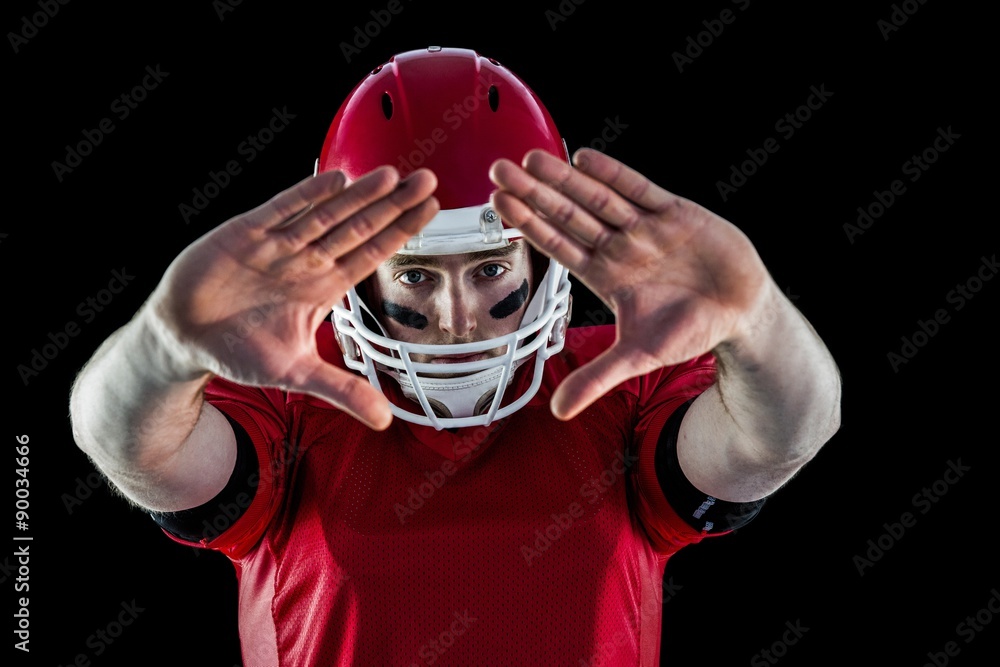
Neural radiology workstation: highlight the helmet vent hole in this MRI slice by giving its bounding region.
[488,85,499,112]
[427,398,452,419]
[381,92,393,120]
[475,389,498,416]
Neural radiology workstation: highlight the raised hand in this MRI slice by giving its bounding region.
[150,166,439,429]
[489,148,775,421]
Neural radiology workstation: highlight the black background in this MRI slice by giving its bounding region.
[5,1,996,665]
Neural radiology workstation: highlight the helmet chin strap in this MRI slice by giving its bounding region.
[365,263,551,421]
[393,360,526,420]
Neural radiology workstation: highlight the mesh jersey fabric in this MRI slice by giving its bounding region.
[160,322,722,666]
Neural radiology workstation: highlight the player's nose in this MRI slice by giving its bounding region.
[436,285,477,337]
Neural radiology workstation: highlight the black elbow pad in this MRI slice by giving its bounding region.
[654,398,766,534]
[149,413,259,543]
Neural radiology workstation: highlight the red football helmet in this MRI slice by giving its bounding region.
[319,46,573,430]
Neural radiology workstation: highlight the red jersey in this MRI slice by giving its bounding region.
[163,323,720,666]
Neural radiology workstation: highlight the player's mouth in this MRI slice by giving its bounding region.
[429,353,490,364]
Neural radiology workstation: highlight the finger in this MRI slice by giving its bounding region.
[311,169,438,259]
[549,347,650,421]
[298,361,394,430]
[490,189,591,274]
[491,157,609,248]
[334,196,441,285]
[521,150,643,235]
[242,169,350,231]
[274,166,402,249]
[570,148,678,214]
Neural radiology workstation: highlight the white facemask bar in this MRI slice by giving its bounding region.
[333,261,571,429]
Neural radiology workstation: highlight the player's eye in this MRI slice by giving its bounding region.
[479,264,506,278]
[398,270,427,285]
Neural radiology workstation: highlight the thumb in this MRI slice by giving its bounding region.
[550,347,640,421]
[298,363,393,431]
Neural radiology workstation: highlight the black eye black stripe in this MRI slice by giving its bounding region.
[490,280,529,320]
[382,300,428,330]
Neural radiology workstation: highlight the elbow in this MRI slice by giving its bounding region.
[790,373,842,466]
[818,365,843,447]
[763,377,843,470]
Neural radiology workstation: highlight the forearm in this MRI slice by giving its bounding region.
[711,280,842,467]
[69,302,215,476]
[673,277,843,503]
